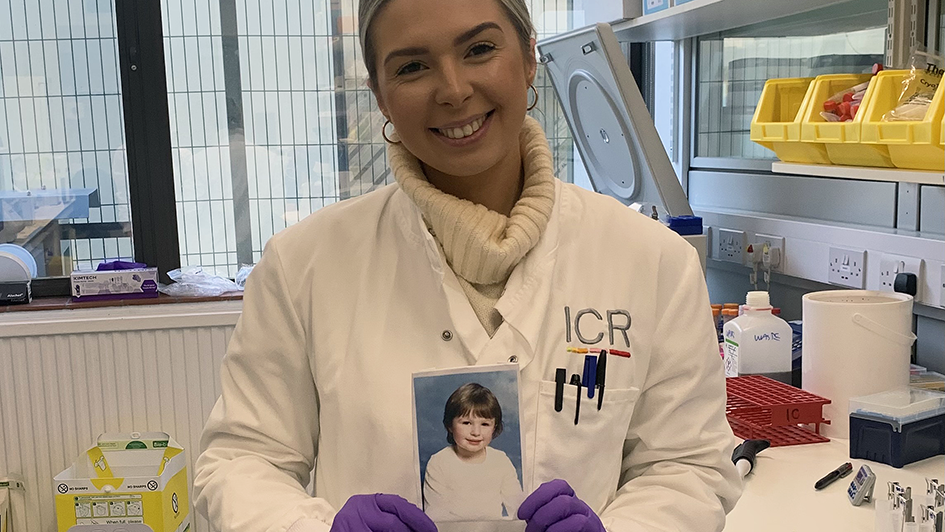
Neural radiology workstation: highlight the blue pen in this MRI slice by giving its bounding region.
[583,355,597,399]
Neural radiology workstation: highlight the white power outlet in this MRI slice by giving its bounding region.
[753,233,785,272]
[828,247,866,288]
[940,264,945,308]
[878,253,923,295]
[717,228,746,264]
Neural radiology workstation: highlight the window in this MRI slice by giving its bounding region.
[695,27,886,162]
[0,0,133,280]
[651,41,675,162]
[0,0,585,290]
[159,0,582,278]
[162,0,339,276]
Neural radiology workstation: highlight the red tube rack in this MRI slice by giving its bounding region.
[726,375,831,447]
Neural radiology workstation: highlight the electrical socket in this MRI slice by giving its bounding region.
[717,228,746,264]
[941,264,945,308]
[828,247,866,288]
[754,233,785,272]
[878,253,923,295]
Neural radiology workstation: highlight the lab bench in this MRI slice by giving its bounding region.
[724,438,944,531]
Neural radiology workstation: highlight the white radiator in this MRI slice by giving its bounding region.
[0,301,242,532]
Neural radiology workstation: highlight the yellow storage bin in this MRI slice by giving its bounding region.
[799,74,894,167]
[860,70,944,172]
[750,77,830,164]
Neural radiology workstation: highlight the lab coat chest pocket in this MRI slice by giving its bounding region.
[532,380,640,513]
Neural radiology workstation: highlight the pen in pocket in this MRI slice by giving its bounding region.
[554,368,566,413]
[582,355,596,399]
[596,350,607,410]
[570,373,582,425]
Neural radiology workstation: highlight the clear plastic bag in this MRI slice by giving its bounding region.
[883,48,944,121]
[158,266,241,297]
[819,81,870,122]
[234,263,255,289]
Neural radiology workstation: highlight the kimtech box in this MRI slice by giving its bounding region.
[54,432,190,532]
[70,268,159,300]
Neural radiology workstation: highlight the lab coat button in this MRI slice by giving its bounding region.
[441,330,452,341]
[508,355,518,363]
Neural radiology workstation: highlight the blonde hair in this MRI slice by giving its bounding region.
[358,0,534,82]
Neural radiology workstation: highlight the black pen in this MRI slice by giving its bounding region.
[814,462,853,490]
[570,373,581,425]
[596,350,607,410]
[554,368,566,413]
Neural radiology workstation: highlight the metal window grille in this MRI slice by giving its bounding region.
[161,0,578,278]
[0,0,133,277]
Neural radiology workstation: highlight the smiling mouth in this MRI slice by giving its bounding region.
[433,111,493,140]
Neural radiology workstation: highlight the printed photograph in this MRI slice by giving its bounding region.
[412,365,525,522]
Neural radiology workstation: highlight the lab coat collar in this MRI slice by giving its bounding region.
[493,180,564,357]
[391,188,446,277]
[391,181,567,366]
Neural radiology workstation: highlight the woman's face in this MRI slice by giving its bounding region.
[449,413,495,457]
[369,0,536,179]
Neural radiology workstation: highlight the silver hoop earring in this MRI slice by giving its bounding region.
[526,84,538,111]
[382,119,400,144]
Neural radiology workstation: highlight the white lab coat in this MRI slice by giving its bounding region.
[194,180,742,532]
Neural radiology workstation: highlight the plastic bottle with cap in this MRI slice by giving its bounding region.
[722,291,793,384]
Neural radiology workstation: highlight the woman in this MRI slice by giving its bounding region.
[193,0,742,531]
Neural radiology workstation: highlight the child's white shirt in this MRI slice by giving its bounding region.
[422,446,524,522]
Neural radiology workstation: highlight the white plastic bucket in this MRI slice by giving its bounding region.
[802,290,916,438]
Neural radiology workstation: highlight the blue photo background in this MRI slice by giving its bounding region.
[414,368,523,489]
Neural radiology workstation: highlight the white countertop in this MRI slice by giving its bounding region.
[724,439,944,531]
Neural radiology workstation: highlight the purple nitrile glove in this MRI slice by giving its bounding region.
[330,493,437,532]
[518,479,605,532]
[97,260,147,271]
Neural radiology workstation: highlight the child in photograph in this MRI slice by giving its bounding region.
[422,383,524,521]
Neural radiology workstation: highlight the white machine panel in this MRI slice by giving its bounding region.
[537,23,692,217]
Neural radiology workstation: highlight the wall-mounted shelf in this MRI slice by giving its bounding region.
[772,162,945,186]
[611,0,887,42]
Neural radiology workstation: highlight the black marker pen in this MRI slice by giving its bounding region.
[595,350,607,410]
[815,462,853,490]
[554,368,566,413]
[570,373,581,425]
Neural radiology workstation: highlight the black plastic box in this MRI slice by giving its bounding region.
[849,411,945,468]
[0,280,31,304]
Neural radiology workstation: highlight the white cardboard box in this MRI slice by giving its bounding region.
[643,0,670,16]
[70,268,159,300]
[54,433,190,532]
[583,1,642,21]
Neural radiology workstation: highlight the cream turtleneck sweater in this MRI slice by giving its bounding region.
[388,116,557,336]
